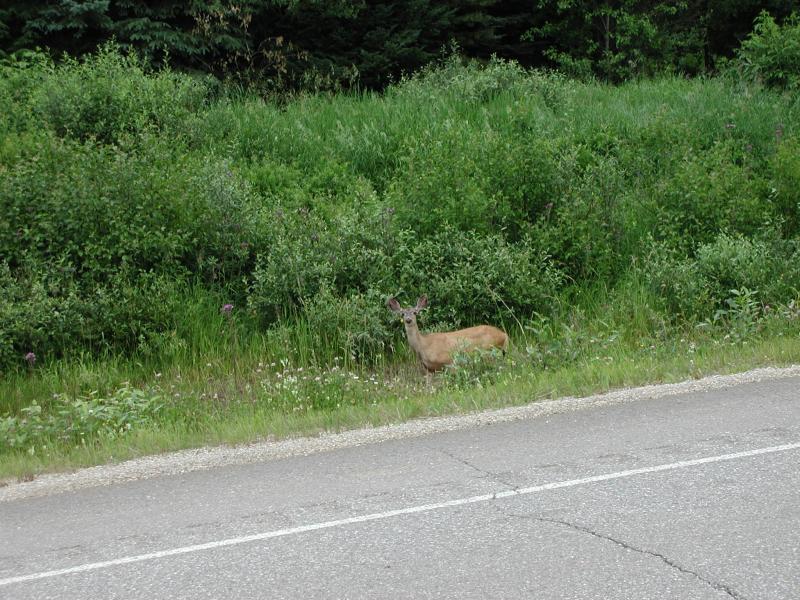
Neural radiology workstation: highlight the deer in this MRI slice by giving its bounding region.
[387,295,509,373]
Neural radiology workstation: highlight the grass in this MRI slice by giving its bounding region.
[2,287,798,482]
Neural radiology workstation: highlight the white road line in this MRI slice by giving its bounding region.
[2,441,799,587]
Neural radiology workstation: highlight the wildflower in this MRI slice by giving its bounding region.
[221,303,234,315]
[24,352,36,366]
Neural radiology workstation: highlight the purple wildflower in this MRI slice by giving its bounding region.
[221,303,234,316]
[24,352,36,366]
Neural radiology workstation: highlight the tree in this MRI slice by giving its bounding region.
[524,0,706,81]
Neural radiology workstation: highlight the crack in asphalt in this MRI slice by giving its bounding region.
[438,449,519,492]
[527,516,747,600]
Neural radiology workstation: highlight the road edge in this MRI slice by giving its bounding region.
[2,365,799,502]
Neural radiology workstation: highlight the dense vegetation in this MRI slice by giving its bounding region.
[1,1,799,89]
[1,13,800,468]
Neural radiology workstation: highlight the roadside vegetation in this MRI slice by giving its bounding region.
[2,15,800,479]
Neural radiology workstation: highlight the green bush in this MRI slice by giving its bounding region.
[737,12,800,91]
[299,286,394,364]
[386,127,560,239]
[27,44,209,144]
[654,141,772,249]
[0,259,186,370]
[0,384,165,453]
[391,227,563,326]
[639,242,712,319]
[248,205,394,324]
[773,134,800,237]
[640,233,800,321]
[0,134,262,286]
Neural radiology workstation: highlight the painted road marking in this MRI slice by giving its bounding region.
[2,441,799,587]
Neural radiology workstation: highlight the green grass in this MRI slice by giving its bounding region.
[2,285,798,481]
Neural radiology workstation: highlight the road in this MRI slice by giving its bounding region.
[1,374,799,599]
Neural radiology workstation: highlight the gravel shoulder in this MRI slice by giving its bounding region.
[2,365,799,502]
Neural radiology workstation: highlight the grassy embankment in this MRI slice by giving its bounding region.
[2,49,799,479]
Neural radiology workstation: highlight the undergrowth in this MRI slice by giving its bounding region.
[2,46,800,474]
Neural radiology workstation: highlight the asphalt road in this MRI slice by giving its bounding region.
[1,375,799,599]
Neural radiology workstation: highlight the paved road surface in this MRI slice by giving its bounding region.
[1,376,799,599]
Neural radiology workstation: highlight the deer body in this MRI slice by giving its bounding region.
[388,296,508,373]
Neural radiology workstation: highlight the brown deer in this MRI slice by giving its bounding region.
[387,295,508,373]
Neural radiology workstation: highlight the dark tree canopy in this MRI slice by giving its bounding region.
[1,1,798,88]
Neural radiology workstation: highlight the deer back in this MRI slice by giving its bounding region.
[417,325,508,372]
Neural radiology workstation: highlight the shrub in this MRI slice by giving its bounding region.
[534,153,631,280]
[0,384,165,453]
[391,227,564,327]
[736,12,800,91]
[772,134,800,237]
[0,259,186,371]
[0,134,262,287]
[299,287,394,364]
[640,233,800,321]
[385,125,559,239]
[654,141,771,249]
[28,44,209,144]
[248,205,394,324]
[639,242,712,319]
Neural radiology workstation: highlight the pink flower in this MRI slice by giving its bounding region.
[221,304,234,315]
[24,352,36,366]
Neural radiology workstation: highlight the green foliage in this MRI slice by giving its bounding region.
[299,287,394,364]
[526,0,704,81]
[640,234,800,321]
[772,134,800,236]
[442,347,506,390]
[737,11,800,90]
[392,228,563,327]
[0,384,164,453]
[248,204,393,323]
[2,47,800,377]
[654,141,773,248]
[25,44,208,143]
[0,258,186,368]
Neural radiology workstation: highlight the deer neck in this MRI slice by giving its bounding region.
[404,321,428,357]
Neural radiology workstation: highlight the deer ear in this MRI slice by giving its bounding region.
[415,295,428,310]
[386,297,401,312]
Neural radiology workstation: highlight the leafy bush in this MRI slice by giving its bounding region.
[248,204,393,324]
[736,12,800,91]
[401,55,533,104]
[386,126,559,239]
[0,259,186,370]
[0,384,164,453]
[27,44,209,144]
[654,141,771,248]
[299,286,393,363]
[0,134,262,286]
[639,242,712,319]
[391,227,563,326]
[640,233,800,321]
[772,134,800,236]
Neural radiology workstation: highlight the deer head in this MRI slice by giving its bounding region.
[386,295,428,327]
